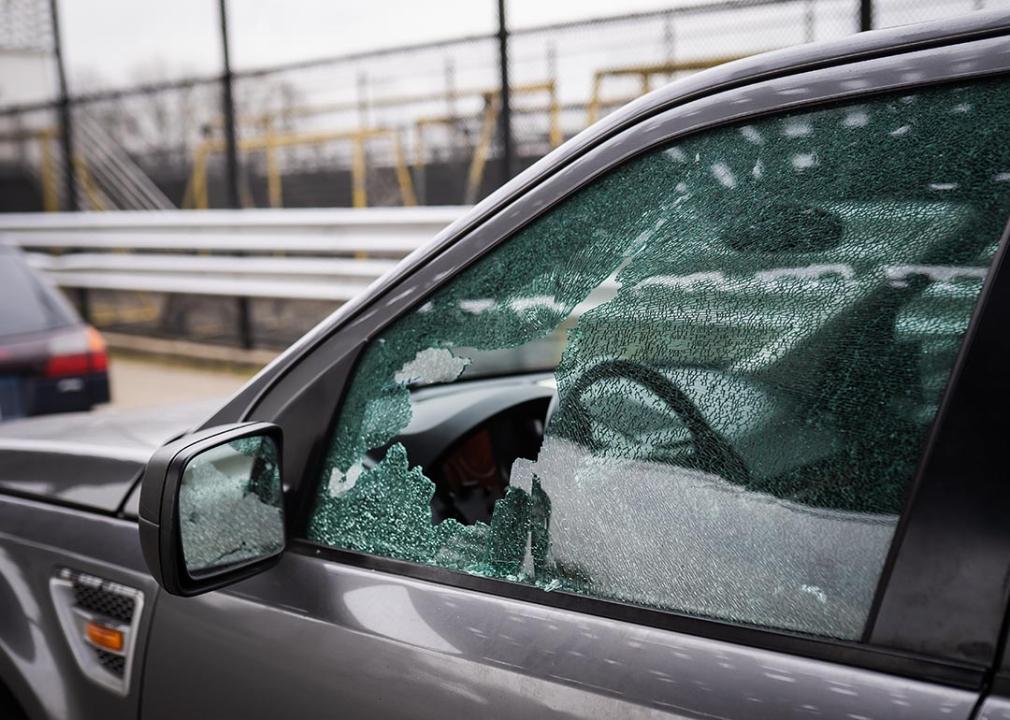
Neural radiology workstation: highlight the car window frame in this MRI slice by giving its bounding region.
[238,34,1010,689]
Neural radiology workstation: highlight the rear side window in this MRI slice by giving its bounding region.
[0,251,77,338]
[309,77,1010,639]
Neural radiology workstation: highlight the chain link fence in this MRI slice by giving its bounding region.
[0,0,1006,215]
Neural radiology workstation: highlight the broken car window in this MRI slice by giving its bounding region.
[309,78,1010,639]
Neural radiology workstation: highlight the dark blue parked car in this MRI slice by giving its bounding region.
[0,245,109,420]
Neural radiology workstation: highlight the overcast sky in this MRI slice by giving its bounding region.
[59,0,689,90]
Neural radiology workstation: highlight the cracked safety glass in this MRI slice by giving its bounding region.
[310,77,1010,638]
[180,434,284,574]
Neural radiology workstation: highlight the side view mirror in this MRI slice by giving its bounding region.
[138,422,285,597]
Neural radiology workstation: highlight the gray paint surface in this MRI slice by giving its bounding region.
[0,401,214,511]
[141,553,976,719]
[0,495,156,719]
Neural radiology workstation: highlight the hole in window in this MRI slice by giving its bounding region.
[309,78,1010,639]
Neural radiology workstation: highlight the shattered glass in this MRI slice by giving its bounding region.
[310,79,1010,638]
[179,435,284,573]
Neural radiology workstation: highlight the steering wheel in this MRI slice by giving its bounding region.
[554,359,751,485]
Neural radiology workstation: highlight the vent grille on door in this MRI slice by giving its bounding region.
[50,568,144,695]
[95,648,127,677]
[74,583,137,626]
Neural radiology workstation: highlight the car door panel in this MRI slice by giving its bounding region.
[140,551,977,720]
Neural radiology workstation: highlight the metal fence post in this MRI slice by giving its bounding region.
[49,0,78,212]
[218,0,253,349]
[218,0,241,210]
[804,0,815,43]
[497,0,514,185]
[662,10,675,66]
[859,0,873,32]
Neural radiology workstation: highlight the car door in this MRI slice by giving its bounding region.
[139,29,1010,719]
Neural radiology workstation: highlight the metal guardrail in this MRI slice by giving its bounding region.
[1,208,466,302]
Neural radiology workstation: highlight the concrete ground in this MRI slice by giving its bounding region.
[104,355,258,410]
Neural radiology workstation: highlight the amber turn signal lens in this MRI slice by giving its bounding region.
[85,622,124,652]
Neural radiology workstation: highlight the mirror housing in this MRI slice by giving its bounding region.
[138,422,285,597]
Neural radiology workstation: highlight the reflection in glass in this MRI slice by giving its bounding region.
[179,435,283,575]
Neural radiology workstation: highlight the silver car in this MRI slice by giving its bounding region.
[4,12,1010,719]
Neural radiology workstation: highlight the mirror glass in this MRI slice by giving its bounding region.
[178,433,284,576]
